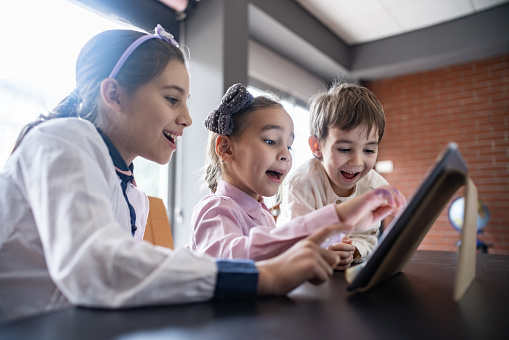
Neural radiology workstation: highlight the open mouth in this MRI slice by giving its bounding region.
[266,170,283,180]
[163,131,178,144]
[341,171,359,180]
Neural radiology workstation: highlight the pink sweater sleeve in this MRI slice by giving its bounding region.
[190,197,340,261]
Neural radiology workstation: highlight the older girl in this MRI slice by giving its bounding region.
[0,25,356,324]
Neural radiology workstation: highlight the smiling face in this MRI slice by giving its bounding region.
[316,125,379,197]
[106,60,191,165]
[223,107,294,200]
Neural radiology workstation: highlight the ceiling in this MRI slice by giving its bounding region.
[296,0,509,44]
[248,0,509,83]
[81,0,509,84]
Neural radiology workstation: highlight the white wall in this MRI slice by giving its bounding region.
[248,40,328,104]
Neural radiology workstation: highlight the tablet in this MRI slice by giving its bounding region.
[345,142,469,292]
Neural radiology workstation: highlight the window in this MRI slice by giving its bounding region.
[1,0,124,166]
[0,0,166,200]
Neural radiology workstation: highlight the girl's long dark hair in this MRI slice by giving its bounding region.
[12,28,187,153]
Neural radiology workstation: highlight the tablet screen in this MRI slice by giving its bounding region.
[346,143,469,292]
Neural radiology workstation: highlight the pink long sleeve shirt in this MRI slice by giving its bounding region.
[188,180,340,261]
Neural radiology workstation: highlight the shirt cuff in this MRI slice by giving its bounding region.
[352,247,362,263]
[214,259,258,299]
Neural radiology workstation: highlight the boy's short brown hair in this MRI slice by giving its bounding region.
[309,82,385,142]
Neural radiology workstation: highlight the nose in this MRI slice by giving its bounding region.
[279,147,292,162]
[348,151,363,166]
[177,106,192,127]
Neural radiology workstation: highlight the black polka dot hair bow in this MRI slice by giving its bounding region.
[204,83,254,135]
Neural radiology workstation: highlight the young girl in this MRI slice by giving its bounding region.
[188,84,405,262]
[0,25,381,324]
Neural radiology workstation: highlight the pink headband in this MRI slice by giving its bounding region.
[109,24,179,79]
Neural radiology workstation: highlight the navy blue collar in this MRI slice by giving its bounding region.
[96,128,133,174]
[97,128,137,236]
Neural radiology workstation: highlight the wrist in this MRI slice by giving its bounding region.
[333,203,348,225]
[255,262,274,296]
[334,203,354,233]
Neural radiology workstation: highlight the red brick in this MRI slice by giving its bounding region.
[366,53,509,256]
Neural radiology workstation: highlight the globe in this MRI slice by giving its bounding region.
[447,197,490,233]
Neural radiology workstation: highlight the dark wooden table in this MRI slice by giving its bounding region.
[1,251,508,340]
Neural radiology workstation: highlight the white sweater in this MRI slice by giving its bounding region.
[277,157,388,262]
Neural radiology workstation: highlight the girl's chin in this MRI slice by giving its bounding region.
[260,188,279,199]
[148,153,173,165]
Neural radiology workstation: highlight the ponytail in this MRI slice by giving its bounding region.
[11,91,82,153]
[52,89,82,119]
[204,132,221,193]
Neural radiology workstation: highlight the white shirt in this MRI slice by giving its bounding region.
[0,118,218,323]
[277,157,389,262]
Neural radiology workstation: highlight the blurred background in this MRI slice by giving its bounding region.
[1,0,508,254]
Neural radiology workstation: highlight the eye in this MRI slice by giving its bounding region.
[338,148,351,153]
[166,97,178,105]
[287,146,293,152]
[264,140,275,146]
[364,149,376,154]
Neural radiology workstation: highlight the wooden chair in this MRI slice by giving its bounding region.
[143,196,174,249]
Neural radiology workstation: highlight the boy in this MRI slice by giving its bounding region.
[277,82,388,269]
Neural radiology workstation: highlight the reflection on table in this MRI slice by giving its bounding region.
[0,251,508,340]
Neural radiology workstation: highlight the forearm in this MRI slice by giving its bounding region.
[46,226,218,307]
[249,204,343,260]
[193,202,342,261]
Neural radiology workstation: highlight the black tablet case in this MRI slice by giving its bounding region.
[346,143,469,292]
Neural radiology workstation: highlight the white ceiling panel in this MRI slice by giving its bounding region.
[336,10,401,43]
[295,0,509,44]
[473,0,509,10]
[390,0,473,32]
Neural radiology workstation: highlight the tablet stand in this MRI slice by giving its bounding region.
[454,176,477,302]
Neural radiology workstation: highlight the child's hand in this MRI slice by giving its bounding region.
[327,237,355,270]
[334,186,406,233]
[256,224,348,296]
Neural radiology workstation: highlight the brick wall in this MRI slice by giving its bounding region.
[366,53,509,255]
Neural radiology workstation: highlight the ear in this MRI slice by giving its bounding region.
[215,135,234,162]
[100,78,122,113]
[308,135,322,157]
